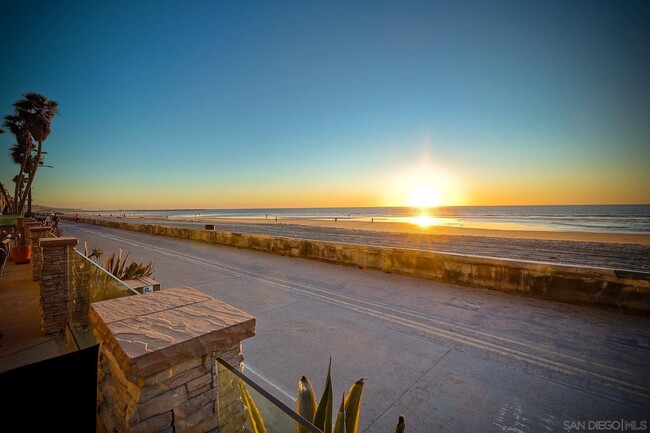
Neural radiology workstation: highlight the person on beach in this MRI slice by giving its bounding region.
[75,213,80,223]
[44,214,52,226]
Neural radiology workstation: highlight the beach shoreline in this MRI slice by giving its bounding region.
[82,213,650,245]
[67,212,650,272]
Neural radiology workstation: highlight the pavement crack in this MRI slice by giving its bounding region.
[256,299,306,316]
[187,276,236,286]
[361,348,453,433]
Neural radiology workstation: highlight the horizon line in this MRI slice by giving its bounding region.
[33,203,650,212]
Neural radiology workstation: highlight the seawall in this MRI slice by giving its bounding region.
[63,216,650,315]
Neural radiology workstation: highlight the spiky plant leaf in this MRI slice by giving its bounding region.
[117,251,130,276]
[104,253,114,272]
[393,415,405,433]
[239,382,268,433]
[344,379,365,433]
[333,394,346,433]
[113,248,123,275]
[297,376,317,433]
[314,358,333,433]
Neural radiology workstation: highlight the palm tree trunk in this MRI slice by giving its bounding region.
[14,150,29,212]
[27,188,33,216]
[0,183,14,214]
[18,140,42,215]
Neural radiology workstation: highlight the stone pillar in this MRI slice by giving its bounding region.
[39,237,78,334]
[28,226,52,281]
[90,286,256,433]
[23,221,41,249]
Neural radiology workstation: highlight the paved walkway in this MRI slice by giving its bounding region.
[65,222,650,433]
[0,260,66,373]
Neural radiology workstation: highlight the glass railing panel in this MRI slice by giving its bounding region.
[67,249,139,349]
[216,358,322,433]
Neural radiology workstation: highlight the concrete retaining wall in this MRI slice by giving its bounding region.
[64,216,650,315]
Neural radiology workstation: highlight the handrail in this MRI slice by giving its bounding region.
[216,358,323,433]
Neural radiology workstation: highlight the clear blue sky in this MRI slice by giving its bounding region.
[1,0,649,209]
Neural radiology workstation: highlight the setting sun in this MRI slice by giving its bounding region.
[382,155,466,208]
[408,185,442,208]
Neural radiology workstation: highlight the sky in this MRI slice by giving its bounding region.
[1,0,649,210]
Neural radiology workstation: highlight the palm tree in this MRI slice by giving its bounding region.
[3,113,33,213]
[0,127,14,214]
[5,93,58,215]
[9,142,31,206]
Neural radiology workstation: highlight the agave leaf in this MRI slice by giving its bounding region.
[114,248,123,274]
[104,253,114,273]
[333,394,346,433]
[344,378,365,433]
[146,261,155,277]
[314,358,333,433]
[118,251,131,277]
[239,382,268,433]
[393,415,405,433]
[296,376,317,433]
[126,263,140,280]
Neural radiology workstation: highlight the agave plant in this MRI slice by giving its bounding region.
[239,360,405,433]
[83,241,155,279]
[104,248,155,279]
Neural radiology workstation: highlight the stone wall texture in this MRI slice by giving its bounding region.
[39,237,78,334]
[28,226,52,281]
[67,216,650,315]
[97,343,246,433]
[90,287,256,433]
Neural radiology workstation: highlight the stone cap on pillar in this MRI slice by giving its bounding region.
[39,237,78,248]
[90,286,256,381]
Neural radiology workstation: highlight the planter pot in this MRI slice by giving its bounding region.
[11,245,32,264]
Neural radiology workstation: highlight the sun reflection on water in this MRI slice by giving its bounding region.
[411,213,440,228]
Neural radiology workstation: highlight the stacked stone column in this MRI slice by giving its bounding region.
[23,220,41,237]
[90,286,256,433]
[39,237,78,334]
[28,226,52,281]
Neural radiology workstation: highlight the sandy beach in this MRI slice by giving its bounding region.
[74,213,650,272]
[186,216,650,245]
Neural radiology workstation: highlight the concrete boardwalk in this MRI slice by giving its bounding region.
[0,261,66,372]
[64,222,650,433]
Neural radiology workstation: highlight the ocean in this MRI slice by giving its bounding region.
[106,205,650,234]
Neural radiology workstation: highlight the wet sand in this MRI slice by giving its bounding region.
[74,213,650,272]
